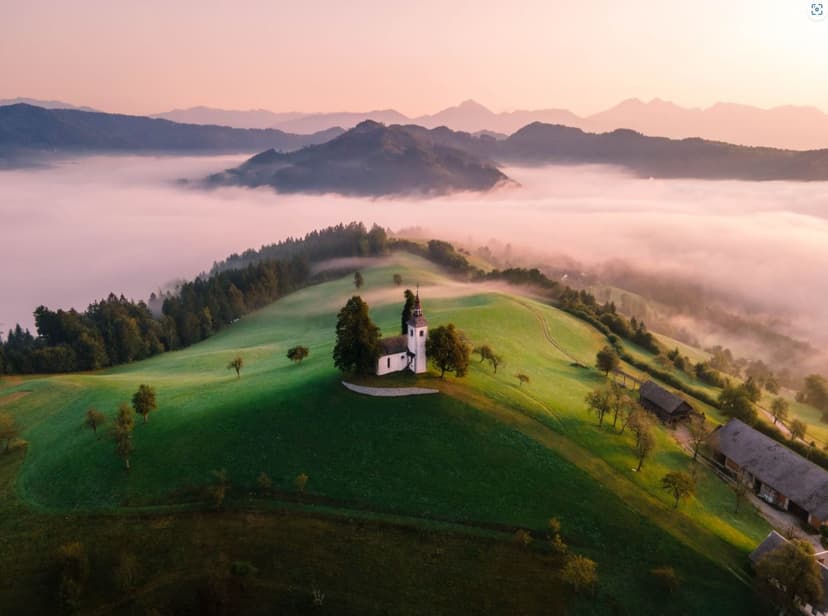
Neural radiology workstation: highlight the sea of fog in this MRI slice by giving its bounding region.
[3,154,828,346]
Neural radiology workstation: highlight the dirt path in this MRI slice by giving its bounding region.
[510,298,585,365]
[342,382,439,397]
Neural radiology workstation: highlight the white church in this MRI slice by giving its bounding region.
[376,291,428,375]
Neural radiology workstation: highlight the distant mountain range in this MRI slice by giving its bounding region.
[6,102,828,192]
[0,97,99,112]
[206,120,510,196]
[0,104,343,154]
[156,98,828,151]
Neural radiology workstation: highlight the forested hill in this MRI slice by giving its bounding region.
[206,120,510,196]
[0,104,343,153]
[0,223,390,376]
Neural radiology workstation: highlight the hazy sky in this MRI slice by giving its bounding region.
[2,0,828,115]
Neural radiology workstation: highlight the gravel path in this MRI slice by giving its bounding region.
[342,382,439,397]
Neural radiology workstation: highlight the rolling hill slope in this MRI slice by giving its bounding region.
[0,253,767,613]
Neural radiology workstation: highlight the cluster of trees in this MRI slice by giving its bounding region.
[332,291,471,380]
[80,384,157,470]
[583,383,657,471]
[211,222,389,273]
[755,538,825,615]
[1,224,391,376]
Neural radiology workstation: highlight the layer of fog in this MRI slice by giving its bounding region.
[3,155,828,366]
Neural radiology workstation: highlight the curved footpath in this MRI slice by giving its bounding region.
[342,382,439,397]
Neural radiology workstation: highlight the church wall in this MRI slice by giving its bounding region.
[376,352,409,376]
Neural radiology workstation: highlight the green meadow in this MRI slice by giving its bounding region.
[0,252,769,614]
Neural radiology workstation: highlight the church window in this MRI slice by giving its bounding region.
[409,328,413,336]
[419,330,424,337]
[387,357,391,369]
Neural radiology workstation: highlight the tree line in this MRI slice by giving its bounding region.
[0,223,389,375]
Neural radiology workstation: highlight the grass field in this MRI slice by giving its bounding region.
[0,253,769,614]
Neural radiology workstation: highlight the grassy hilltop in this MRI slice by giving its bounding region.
[0,252,769,614]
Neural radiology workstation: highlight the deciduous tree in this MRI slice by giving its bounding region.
[426,324,470,379]
[790,419,807,441]
[585,388,612,427]
[393,273,403,286]
[286,346,309,363]
[515,373,530,387]
[227,355,244,378]
[661,471,695,508]
[596,346,619,376]
[84,408,106,438]
[112,403,135,470]
[131,384,157,424]
[561,555,598,594]
[771,397,789,425]
[333,296,381,375]
[755,539,824,614]
[353,271,364,289]
[687,414,708,461]
[634,424,655,471]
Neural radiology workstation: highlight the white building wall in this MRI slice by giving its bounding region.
[408,325,428,373]
[376,352,409,376]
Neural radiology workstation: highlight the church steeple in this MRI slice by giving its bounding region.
[408,286,427,326]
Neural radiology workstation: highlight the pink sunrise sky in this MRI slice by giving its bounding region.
[1,0,828,115]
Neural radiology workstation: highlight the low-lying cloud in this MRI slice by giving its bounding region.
[2,155,828,365]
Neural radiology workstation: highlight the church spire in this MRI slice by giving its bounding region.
[413,284,423,318]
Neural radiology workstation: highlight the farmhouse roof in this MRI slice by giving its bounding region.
[749,530,828,612]
[379,335,409,355]
[748,530,788,565]
[711,419,828,519]
[639,381,691,415]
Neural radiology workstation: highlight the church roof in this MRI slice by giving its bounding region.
[379,335,409,355]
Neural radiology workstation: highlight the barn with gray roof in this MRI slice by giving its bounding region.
[709,419,828,529]
[638,381,695,425]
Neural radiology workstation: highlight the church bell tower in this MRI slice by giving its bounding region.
[407,290,428,373]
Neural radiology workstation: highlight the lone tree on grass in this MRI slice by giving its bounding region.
[755,539,824,614]
[790,418,807,441]
[585,388,612,427]
[634,423,655,471]
[393,273,403,286]
[661,471,695,508]
[112,403,135,470]
[515,373,530,387]
[561,555,598,594]
[333,296,381,375]
[353,271,364,289]
[475,345,493,363]
[426,324,470,379]
[227,355,243,378]
[287,346,310,363]
[401,289,416,334]
[687,414,708,461]
[131,384,157,424]
[771,397,789,425]
[84,408,106,438]
[0,412,19,453]
[596,346,619,376]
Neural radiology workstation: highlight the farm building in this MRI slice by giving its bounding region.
[638,381,695,425]
[376,291,428,376]
[709,419,828,529]
[749,530,828,616]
